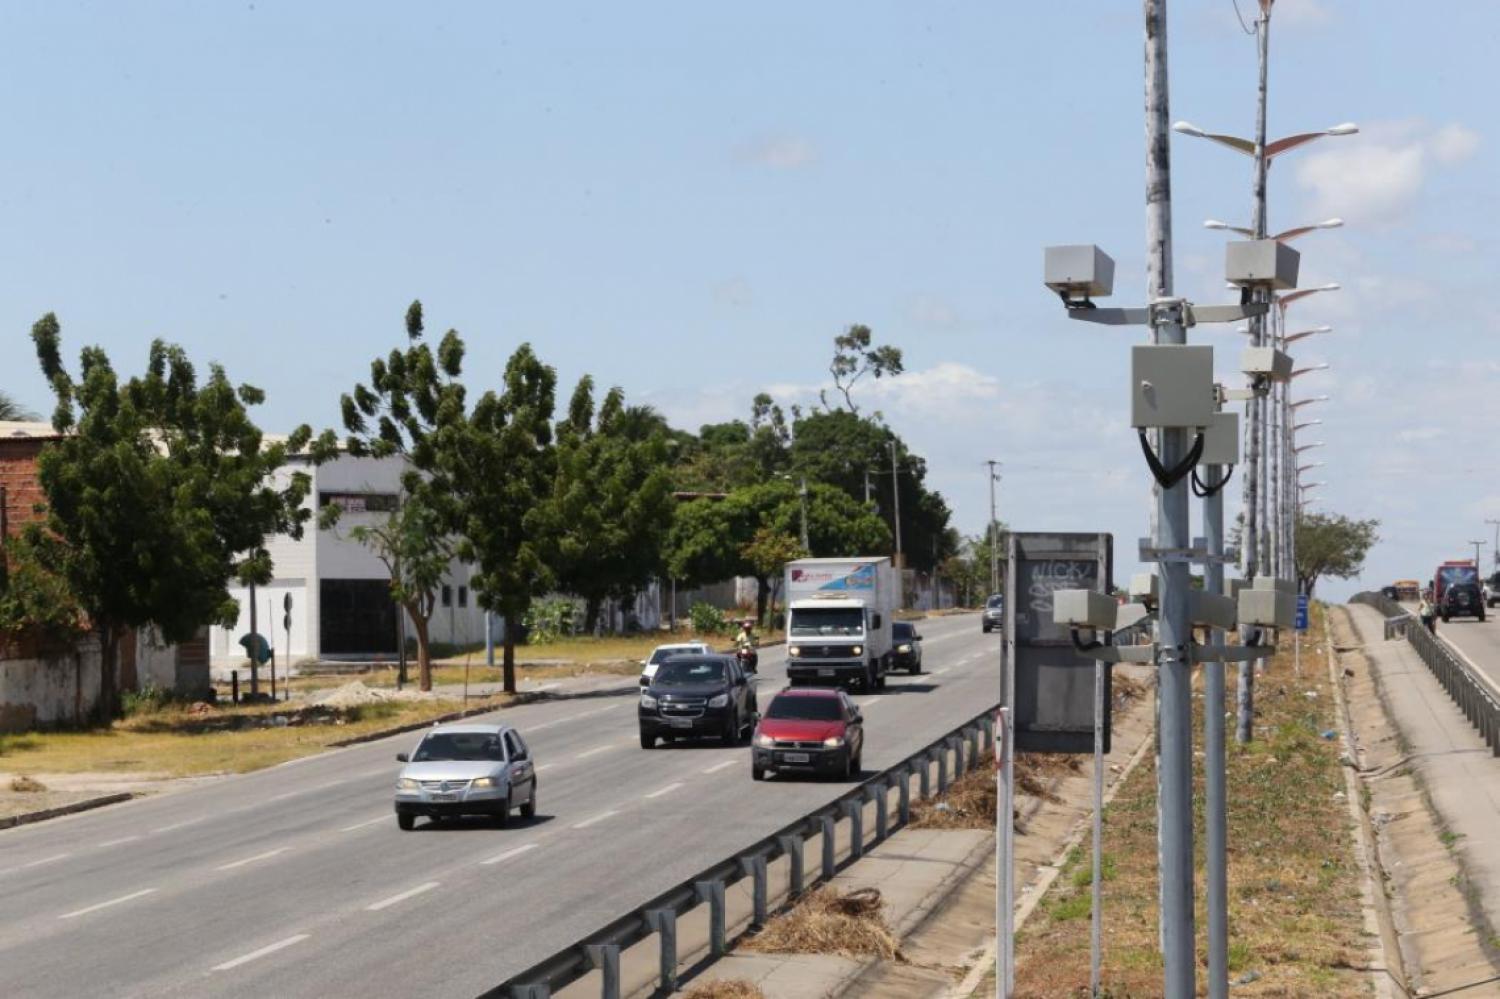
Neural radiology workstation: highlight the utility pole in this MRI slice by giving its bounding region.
[889,439,903,568]
[863,468,873,506]
[1145,2,1196,993]
[1470,539,1487,567]
[797,476,810,554]
[1487,519,1500,569]
[986,460,1002,593]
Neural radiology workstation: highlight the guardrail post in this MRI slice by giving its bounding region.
[509,985,550,999]
[820,814,837,881]
[966,728,979,771]
[584,944,621,999]
[919,751,933,799]
[739,854,769,928]
[778,833,805,897]
[695,880,726,957]
[980,714,994,754]
[937,743,950,792]
[644,908,678,994]
[842,798,864,861]
[897,764,912,825]
[865,784,887,843]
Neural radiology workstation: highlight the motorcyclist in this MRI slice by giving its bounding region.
[734,619,756,650]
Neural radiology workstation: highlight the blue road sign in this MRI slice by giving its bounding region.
[1295,594,1310,632]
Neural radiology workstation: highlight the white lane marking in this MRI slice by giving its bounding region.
[339,816,388,833]
[213,933,310,971]
[59,888,157,920]
[1,852,72,876]
[860,696,883,708]
[701,760,736,775]
[645,782,684,799]
[153,817,204,834]
[534,763,555,773]
[365,881,441,912]
[575,744,615,760]
[215,847,288,871]
[571,810,619,830]
[931,667,951,676]
[96,837,140,849]
[480,843,538,866]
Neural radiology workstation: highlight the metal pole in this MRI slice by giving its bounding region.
[1145,1,1196,992]
[890,441,903,568]
[864,469,872,506]
[1090,657,1104,996]
[987,460,1001,594]
[1487,519,1500,569]
[798,477,810,553]
[1471,540,1486,566]
[248,581,260,697]
[1204,462,1229,999]
[485,610,495,667]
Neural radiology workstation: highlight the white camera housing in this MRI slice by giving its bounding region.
[1198,411,1240,466]
[1241,346,1293,382]
[1131,345,1216,429]
[1190,590,1238,631]
[1226,239,1300,291]
[1053,589,1119,631]
[1044,244,1115,299]
[1239,588,1296,630]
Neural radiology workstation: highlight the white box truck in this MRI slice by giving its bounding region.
[783,557,898,690]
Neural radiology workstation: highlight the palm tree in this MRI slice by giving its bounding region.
[0,390,37,420]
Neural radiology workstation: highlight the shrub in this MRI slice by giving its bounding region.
[689,601,727,636]
[121,684,174,717]
[524,598,578,644]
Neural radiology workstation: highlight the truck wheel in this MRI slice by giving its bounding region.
[752,764,766,781]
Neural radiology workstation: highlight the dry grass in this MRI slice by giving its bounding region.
[912,751,997,829]
[0,694,510,777]
[742,886,903,961]
[681,980,766,999]
[9,774,46,793]
[1013,604,1368,996]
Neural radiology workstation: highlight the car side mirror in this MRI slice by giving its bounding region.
[640,676,650,687]
[850,711,862,723]
[395,752,409,763]
[913,633,923,641]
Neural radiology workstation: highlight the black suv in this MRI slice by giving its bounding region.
[1440,575,1485,622]
[891,620,923,673]
[639,655,757,748]
[981,594,1004,633]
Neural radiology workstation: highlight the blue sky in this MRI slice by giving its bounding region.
[1,1,1492,598]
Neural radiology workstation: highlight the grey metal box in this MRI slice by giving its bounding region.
[1190,590,1238,631]
[1044,244,1115,297]
[1053,589,1118,630]
[1241,346,1293,382]
[1130,345,1216,429]
[1239,588,1296,630]
[1129,572,1159,603]
[1226,239,1300,290]
[1253,575,1297,595]
[1199,411,1240,465]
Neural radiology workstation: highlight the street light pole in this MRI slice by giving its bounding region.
[1145,2,1196,992]
[797,476,810,554]
[1471,540,1487,567]
[889,439,903,569]
[1487,519,1500,569]
[986,460,1001,594]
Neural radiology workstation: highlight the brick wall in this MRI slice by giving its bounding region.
[0,435,51,537]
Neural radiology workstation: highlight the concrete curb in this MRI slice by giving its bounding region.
[0,791,135,831]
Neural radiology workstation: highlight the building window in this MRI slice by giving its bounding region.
[441,584,453,607]
[318,492,398,514]
[457,585,468,608]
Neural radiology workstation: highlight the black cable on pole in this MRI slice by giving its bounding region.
[1191,464,1237,499]
[1138,430,1205,490]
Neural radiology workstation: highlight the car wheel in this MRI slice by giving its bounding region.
[640,731,656,750]
[1442,613,1451,623]
[842,749,854,780]
[724,711,740,744]
[852,750,862,774]
[493,799,511,827]
[520,788,537,819]
[397,812,415,831]
[982,624,992,634]
[752,764,766,781]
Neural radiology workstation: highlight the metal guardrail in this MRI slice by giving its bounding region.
[483,705,999,999]
[1352,591,1500,757]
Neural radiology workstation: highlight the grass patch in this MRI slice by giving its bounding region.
[682,981,765,999]
[0,694,510,777]
[1013,603,1369,996]
[742,887,902,960]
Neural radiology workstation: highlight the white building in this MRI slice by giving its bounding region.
[210,453,487,664]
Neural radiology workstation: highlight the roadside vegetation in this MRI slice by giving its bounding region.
[742,886,902,961]
[1014,604,1369,995]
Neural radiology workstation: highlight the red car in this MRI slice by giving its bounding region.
[751,687,865,781]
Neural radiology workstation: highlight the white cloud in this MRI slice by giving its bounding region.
[735,135,816,170]
[1295,120,1480,224]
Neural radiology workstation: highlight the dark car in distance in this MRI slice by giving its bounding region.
[639,655,757,749]
[891,620,923,673]
[981,594,1004,633]
[751,688,864,780]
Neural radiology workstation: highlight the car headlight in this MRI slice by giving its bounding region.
[708,693,728,708]
[823,736,845,748]
[851,645,863,657]
[471,776,496,789]
[788,645,801,657]
[897,644,912,653]
[754,732,775,748]
[397,778,420,791]
[640,693,658,709]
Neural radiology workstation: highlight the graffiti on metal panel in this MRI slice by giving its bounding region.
[1029,560,1092,614]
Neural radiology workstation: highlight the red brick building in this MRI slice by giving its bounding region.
[0,422,58,539]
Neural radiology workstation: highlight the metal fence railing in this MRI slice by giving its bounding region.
[1352,591,1500,757]
[483,705,998,999]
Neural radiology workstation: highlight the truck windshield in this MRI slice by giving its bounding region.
[789,608,864,637]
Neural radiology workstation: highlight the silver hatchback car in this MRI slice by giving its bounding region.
[393,723,538,830]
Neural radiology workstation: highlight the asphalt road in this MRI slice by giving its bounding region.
[0,612,998,998]
[1424,604,1500,692]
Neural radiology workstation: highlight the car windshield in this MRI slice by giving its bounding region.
[649,647,697,664]
[766,696,842,721]
[986,595,1004,608]
[789,607,863,637]
[655,660,726,685]
[412,732,506,762]
[893,622,915,639]
[1440,566,1479,586]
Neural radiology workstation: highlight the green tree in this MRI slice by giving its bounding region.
[0,390,36,421]
[821,324,904,415]
[29,314,312,717]
[1295,511,1380,596]
[321,490,454,691]
[552,376,676,632]
[0,532,83,646]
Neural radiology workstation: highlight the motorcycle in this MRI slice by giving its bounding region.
[736,644,759,674]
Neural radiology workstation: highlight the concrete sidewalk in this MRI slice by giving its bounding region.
[1346,603,1500,968]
